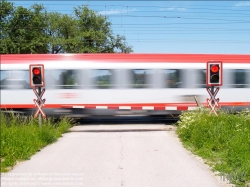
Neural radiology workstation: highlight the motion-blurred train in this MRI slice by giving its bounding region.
[1,54,250,117]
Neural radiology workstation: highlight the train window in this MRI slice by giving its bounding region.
[130,69,153,88]
[164,69,183,88]
[45,70,81,89]
[232,69,249,88]
[0,70,30,89]
[90,69,114,89]
[197,69,206,88]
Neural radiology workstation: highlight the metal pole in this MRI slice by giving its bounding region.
[38,87,42,128]
[194,95,202,108]
[211,86,215,105]
[211,86,214,95]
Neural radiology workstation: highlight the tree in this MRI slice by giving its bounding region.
[0,0,15,53]
[71,5,133,53]
[0,2,133,54]
[45,12,78,54]
[46,5,133,53]
[0,1,49,54]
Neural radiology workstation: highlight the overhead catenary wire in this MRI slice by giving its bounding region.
[2,2,250,45]
[11,3,250,10]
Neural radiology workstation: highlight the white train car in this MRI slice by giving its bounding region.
[1,54,250,116]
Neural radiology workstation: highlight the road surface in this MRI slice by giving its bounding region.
[1,125,233,187]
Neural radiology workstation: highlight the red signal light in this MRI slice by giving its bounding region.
[33,68,41,75]
[211,65,219,73]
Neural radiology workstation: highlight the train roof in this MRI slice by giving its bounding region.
[1,53,250,63]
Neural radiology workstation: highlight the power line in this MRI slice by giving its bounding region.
[113,27,250,31]
[13,3,250,11]
[110,22,250,26]
[115,32,249,35]
[121,32,250,34]
[3,26,250,33]
[2,39,249,43]
[99,14,250,23]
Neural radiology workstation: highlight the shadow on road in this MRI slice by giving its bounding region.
[76,116,179,125]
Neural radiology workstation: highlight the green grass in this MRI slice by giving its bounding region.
[176,108,250,187]
[0,111,75,172]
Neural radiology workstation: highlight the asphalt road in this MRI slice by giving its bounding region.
[1,125,232,187]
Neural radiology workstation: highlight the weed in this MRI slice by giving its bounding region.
[0,112,75,172]
[176,108,250,187]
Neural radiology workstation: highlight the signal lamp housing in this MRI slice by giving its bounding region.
[206,61,223,86]
[29,64,45,88]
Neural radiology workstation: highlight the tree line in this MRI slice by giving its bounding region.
[0,0,133,54]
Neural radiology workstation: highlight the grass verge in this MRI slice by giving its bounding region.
[0,112,75,172]
[175,108,250,187]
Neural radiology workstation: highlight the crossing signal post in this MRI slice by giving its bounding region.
[206,61,223,116]
[29,64,46,125]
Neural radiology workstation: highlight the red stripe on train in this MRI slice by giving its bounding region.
[1,54,250,63]
[1,102,249,109]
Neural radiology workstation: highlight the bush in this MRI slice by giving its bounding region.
[0,112,75,172]
[176,108,250,187]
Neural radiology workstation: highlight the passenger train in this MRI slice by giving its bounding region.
[1,54,250,117]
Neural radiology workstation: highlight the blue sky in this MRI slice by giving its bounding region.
[8,1,250,54]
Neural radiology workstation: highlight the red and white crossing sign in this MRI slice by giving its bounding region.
[33,88,46,118]
[206,87,220,116]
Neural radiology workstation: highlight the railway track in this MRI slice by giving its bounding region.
[76,115,179,125]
